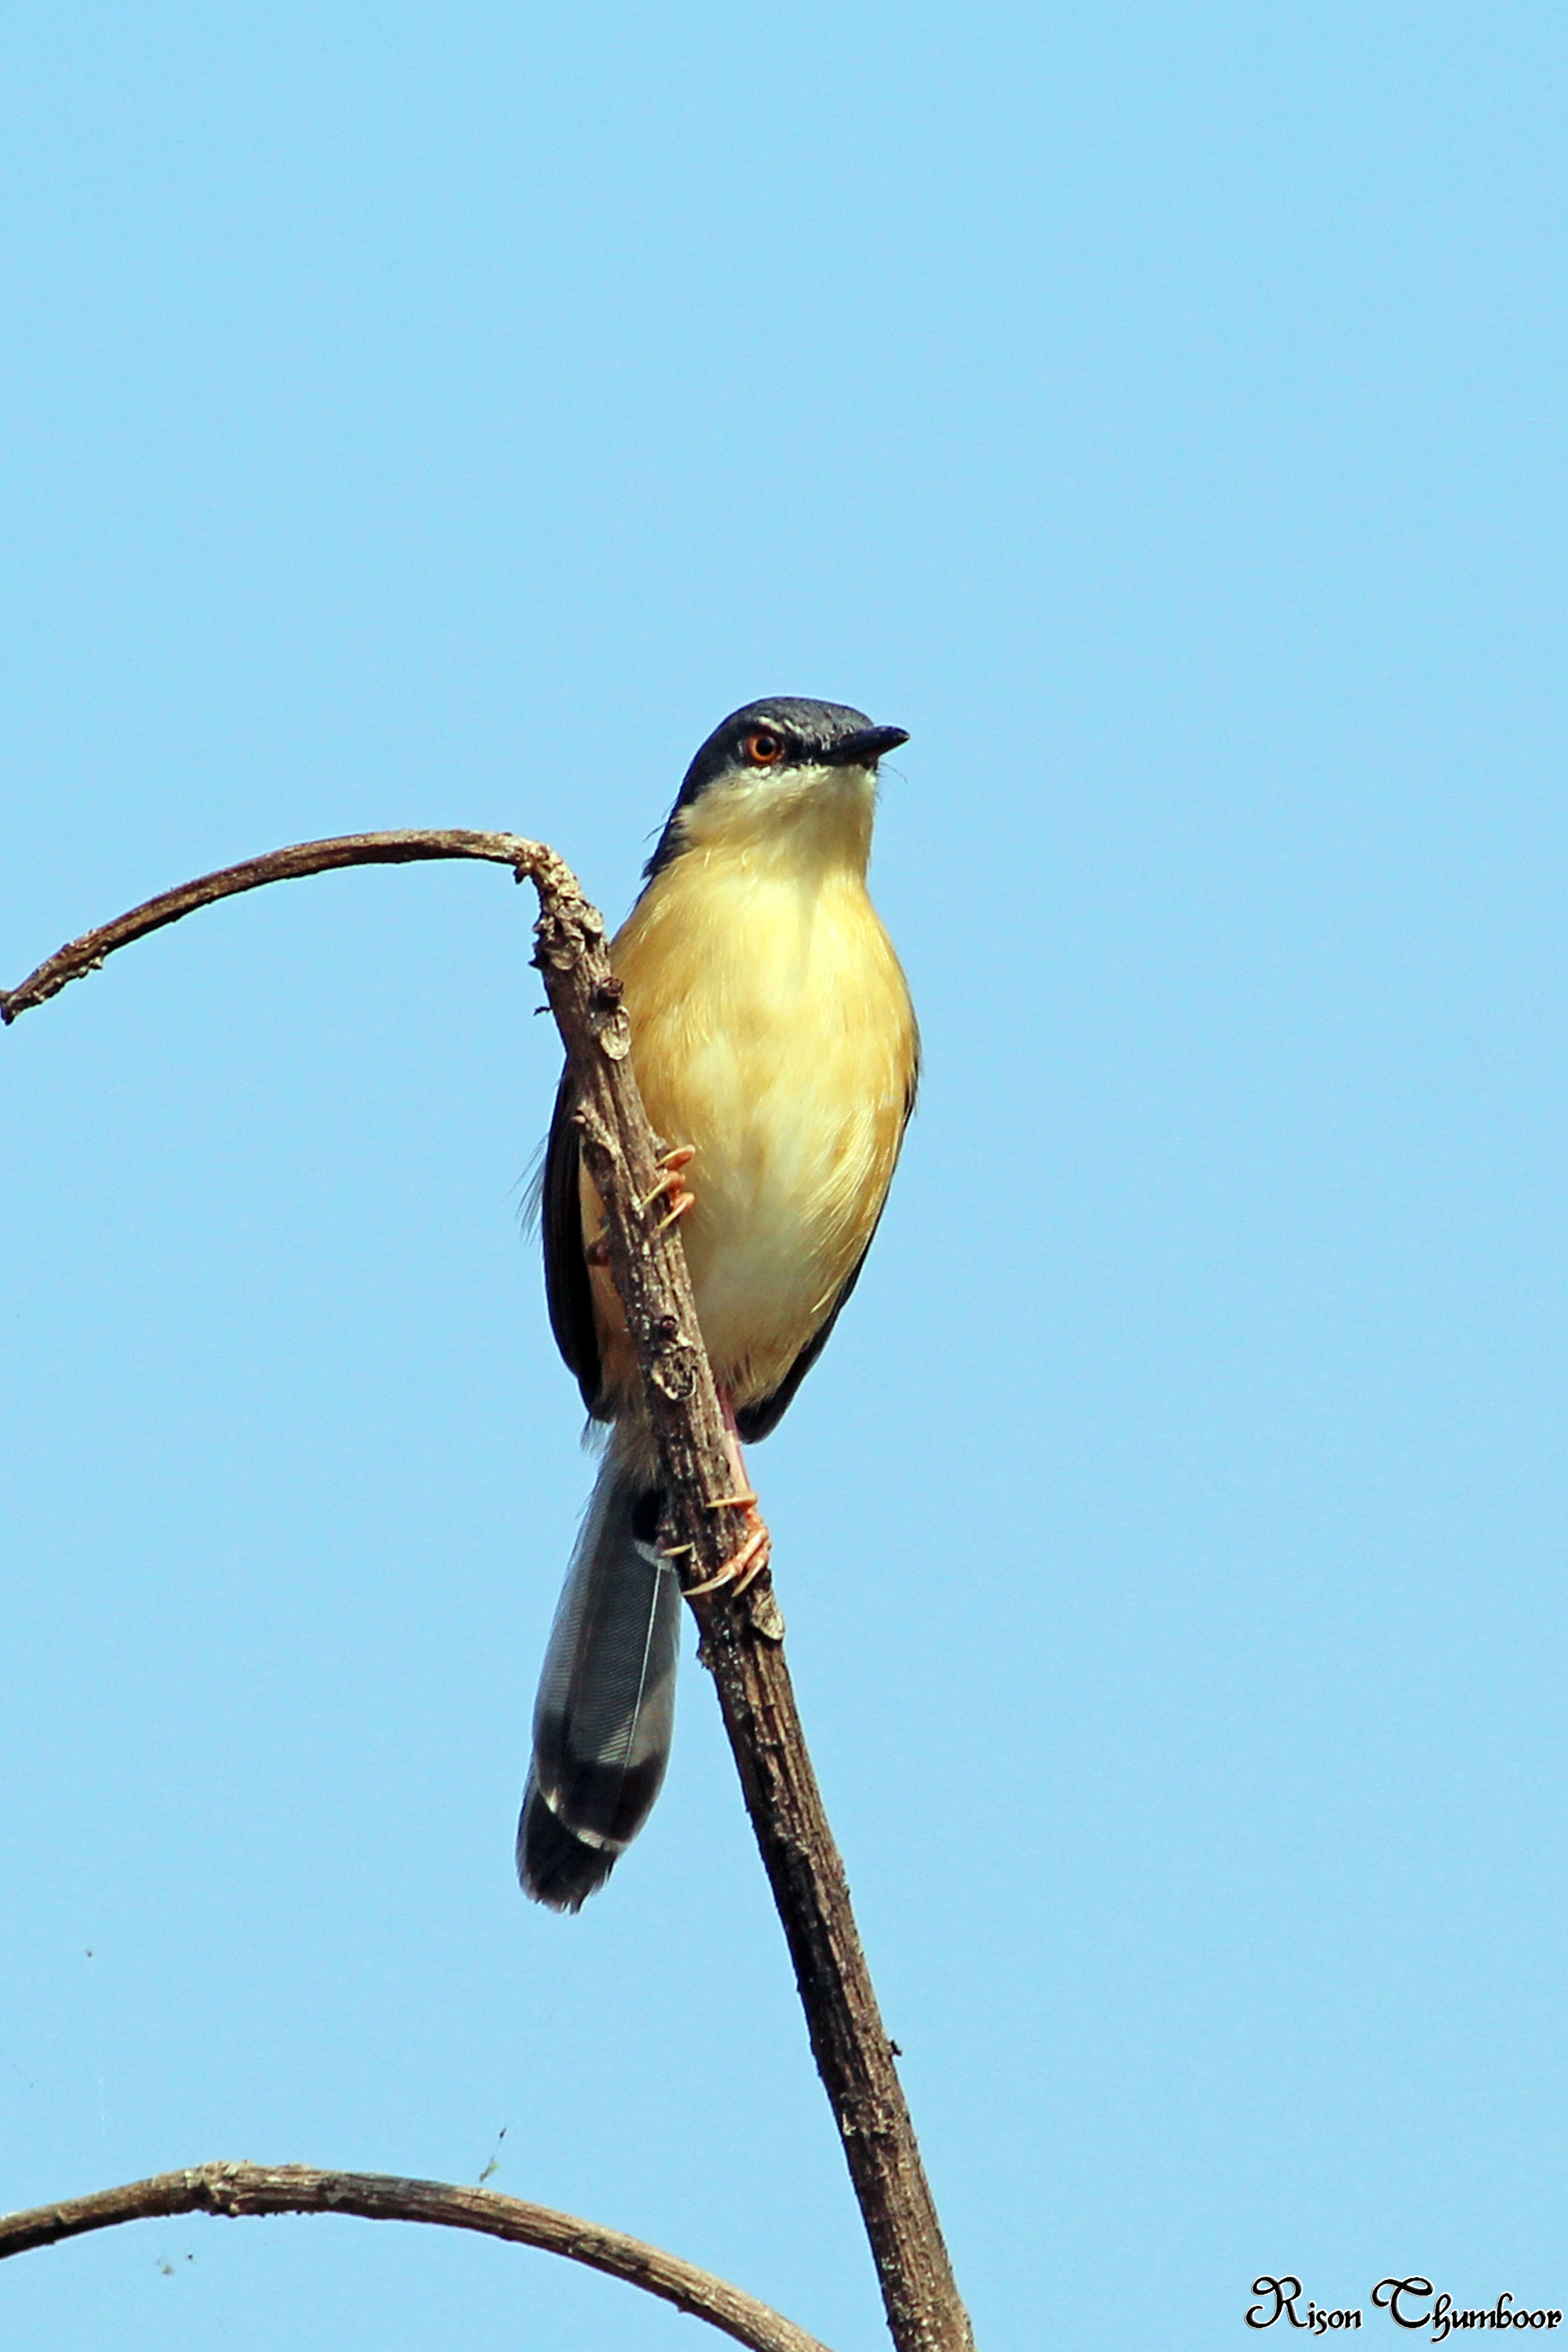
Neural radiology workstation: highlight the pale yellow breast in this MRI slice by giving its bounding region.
[588,835,917,1414]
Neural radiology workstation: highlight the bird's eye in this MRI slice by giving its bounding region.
[744,729,785,766]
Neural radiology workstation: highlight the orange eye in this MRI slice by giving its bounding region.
[744,729,785,766]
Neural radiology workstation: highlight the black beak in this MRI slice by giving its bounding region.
[822,724,910,767]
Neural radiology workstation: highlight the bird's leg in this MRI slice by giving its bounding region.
[684,1396,772,1596]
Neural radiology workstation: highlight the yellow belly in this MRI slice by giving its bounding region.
[585,839,917,1414]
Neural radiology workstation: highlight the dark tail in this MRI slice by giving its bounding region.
[517,1442,681,1911]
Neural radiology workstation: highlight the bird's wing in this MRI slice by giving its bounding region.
[732,1233,877,1443]
[541,1069,603,1417]
[734,1066,919,1445]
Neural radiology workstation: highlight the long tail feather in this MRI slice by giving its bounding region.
[518,1446,680,1911]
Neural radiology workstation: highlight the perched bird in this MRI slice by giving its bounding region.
[519,697,919,1910]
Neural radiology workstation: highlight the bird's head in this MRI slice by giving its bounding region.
[644,698,910,881]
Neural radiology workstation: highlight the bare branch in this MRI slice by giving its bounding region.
[0,829,548,1022]
[4,832,976,2352]
[0,2161,833,2352]
[526,860,977,2352]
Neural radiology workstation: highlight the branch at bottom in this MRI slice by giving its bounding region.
[0,2162,832,2352]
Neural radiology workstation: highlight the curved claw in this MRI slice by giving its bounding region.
[651,1190,695,1237]
[730,1526,773,1595]
[684,1519,771,1598]
[637,1144,696,1209]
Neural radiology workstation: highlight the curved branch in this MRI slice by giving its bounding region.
[0,829,552,1022]
[0,2162,832,2352]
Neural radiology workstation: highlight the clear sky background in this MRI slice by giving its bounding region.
[2,4,1564,2346]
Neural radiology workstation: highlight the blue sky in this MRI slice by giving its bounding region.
[2,4,1564,2346]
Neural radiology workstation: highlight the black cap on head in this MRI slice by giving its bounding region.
[644,698,910,880]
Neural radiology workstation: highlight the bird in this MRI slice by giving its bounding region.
[518,697,919,1910]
